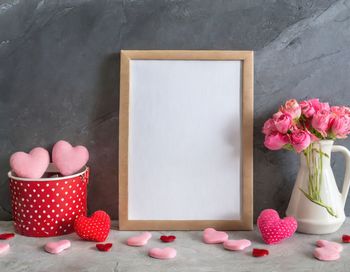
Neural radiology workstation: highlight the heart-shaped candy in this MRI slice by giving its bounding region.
[314,247,340,261]
[52,140,89,176]
[0,243,10,254]
[316,240,343,252]
[160,235,176,243]
[127,232,152,247]
[203,228,228,244]
[342,235,350,243]
[96,243,113,252]
[314,239,342,261]
[0,233,15,240]
[74,211,110,242]
[252,248,269,257]
[257,209,297,244]
[149,247,177,260]
[224,239,251,251]
[45,240,71,254]
[10,147,50,179]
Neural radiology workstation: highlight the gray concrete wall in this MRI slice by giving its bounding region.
[0,0,349,220]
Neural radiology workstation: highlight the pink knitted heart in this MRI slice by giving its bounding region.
[257,209,297,245]
[10,147,50,179]
[52,140,89,176]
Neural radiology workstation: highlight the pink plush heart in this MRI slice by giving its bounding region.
[127,232,152,247]
[257,209,297,245]
[203,228,228,244]
[149,247,177,259]
[316,240,343,252]
[314,247,340,261]
[52,140,89,176]
[223,239,251,251]
[10,147,50,179]
[314,240,342,261]
[45,239,71,254]
[0,243,10,254]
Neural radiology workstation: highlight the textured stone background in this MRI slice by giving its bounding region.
[0,0,349,220]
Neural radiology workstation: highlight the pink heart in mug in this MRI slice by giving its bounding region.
[52,140,89,176]
[149,247,177,259]
[203,228,228,244]
[45,239,71,254]
[257,209,297,245]
[10,147,50,179]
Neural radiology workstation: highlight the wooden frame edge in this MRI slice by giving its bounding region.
[118,50,254,230]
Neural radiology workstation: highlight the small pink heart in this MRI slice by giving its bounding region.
[52,140,89,176]
[223,239,252,251]
[45,240,71,254]
[203,228,228,244]
[316,240,343,252]
[127,232,152,247]
[257,209,297,244]
[314,246,340,261]
[0,243,10,254]
[149,247,177,260]
[10,147,50,179]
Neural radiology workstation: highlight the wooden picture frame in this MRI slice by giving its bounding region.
[119,50,253,230]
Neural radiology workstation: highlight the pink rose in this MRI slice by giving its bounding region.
[308,98,330,112]
[273,112,292,134]
[290,129,311,153]
[281,99,301,119]
[331,115,350,138]
[311,110,332,137]
[300,100,315,118]
[264,132,289,150]
[331,106,350,116]
[262,118,277,135]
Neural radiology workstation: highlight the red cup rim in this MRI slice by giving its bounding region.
[8,163,88,182]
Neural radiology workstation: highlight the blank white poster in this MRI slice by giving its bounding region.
[129,60,242,220]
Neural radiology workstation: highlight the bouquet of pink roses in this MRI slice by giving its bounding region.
[262,98,350,152]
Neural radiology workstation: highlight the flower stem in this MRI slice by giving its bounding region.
[300,143,337,217]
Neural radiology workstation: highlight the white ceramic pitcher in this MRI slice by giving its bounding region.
[286,140,350,234]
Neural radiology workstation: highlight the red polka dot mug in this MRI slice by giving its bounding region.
[8,164,89,237]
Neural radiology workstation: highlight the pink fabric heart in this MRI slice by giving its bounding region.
[223,239,251,251]
[314,240,342,261]
[257,209,297,245]
[203,228,228,244]
[314,247,340,261]
[0,243,10,254]
[10,147,50,179]
[149,247,177,259]
[316,240,343,252]
[45,239,71,254]
[52,140,89,176]
[127,232,152,247]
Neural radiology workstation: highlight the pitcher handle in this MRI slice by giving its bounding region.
[332,145,350,207]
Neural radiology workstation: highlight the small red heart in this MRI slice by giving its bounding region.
[96,243,113,252]
[160,235,176,243]
[252,248,269,257]
[74,210,111,242]
[0,233,15,240]
[342,235,350,243]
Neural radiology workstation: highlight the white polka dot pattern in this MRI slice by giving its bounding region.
[9,168,89,237]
